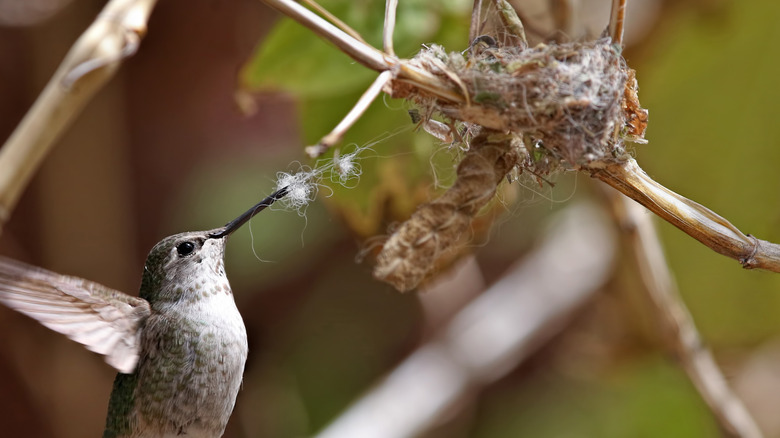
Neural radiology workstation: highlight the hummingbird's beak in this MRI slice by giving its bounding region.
[208,187,289,239]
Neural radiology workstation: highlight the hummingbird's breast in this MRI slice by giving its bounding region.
[105,281,248,438]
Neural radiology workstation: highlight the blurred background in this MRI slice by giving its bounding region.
[2,0,780,436]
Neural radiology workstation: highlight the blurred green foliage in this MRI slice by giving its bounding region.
[473,356,718,438]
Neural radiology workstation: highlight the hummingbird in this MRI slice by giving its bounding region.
[0,187,288,438]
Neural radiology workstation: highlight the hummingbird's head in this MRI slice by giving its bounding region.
[138,187,288,306]
[139,230,231,305]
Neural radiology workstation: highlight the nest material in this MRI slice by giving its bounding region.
[373,130,523,292]
[375,36,648,292]
[392,38,646,167]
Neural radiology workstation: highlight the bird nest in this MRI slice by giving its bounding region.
[374,36,648,291]
[390,37,647,169]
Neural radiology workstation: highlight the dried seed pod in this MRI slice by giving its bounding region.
[373,130,523,292]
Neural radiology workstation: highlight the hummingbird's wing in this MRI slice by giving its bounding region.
[0,256,151,374]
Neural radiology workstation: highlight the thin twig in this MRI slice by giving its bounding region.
[589,158,780,272]
[383,0,398,57]
[469,0,483,43]
[305,71,394,158]
[605,189,763,438]
[299,0,369,45]
[609,0,627,46]
[315,204,615,438]
[0,0,158,233]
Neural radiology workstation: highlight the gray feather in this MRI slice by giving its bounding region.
[0,256,150,373]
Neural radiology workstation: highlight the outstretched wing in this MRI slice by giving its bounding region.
[0,256,151,373]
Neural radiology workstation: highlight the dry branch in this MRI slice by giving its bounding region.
[0,0,158,233]
[383,0,399,56]
[609,0,627,46]
[606,190,763,438]
[590,159,780,272]
[469,0,484,43]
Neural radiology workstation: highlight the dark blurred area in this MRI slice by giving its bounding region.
[2,0,780,437]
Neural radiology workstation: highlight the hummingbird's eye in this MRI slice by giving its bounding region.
[176,241,196,257]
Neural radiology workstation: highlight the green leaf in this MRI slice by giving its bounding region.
[240,17,376,99]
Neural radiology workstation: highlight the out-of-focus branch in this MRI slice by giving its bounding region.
[0,0,158,234]
[609,0,627,46]
[469,0,483,43]
[314,203,615,438]
[383,0,399,57]
[589,158,780,273]
[606,189,763,438]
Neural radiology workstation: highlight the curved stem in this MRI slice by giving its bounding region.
[609,0,627,46]
[469,0,483,43]
[590,158,780,272]
[384,0,399,56]
[606,191,763,438]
